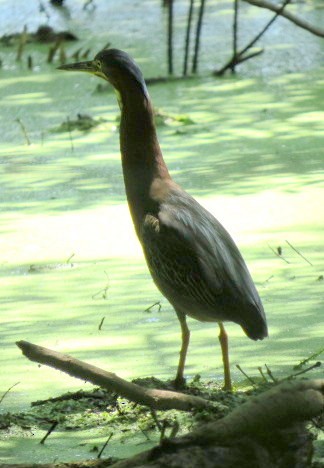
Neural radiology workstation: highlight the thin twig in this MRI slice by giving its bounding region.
[0,382,19,404]
[242,0,324,38]
[139,427,151,441]
[97,433,113,459]
[144,301,162,313]
[183,0,195,76]
[284,362,321,381]
[265,364,277,382]
[214,0,291,76]
[285,240,313,266]
[66,253,75,264]
[268,244,290,263]
[192,0,206,73]
[98,317,105,330]
[236,364,256,386]
[40,421,58,444]
[92,271,109,300]
[293,347,324,371]
[233,48,264,64]
[239,0,291,58]
[167,0,174,75]
[258,367,268,382]
[231,0,239,73]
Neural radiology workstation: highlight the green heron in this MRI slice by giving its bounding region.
[59,49,268,390]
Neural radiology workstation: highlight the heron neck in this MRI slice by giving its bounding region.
[119,90,170,233]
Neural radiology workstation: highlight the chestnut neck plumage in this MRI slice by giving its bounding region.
[117,82,171,235]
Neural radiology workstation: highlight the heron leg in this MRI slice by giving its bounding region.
[174,310,190,388]
[218,322,232,391]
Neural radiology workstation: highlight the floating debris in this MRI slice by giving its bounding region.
[0,25,78,47]
[154,108,195,126]
[52,113,107,133]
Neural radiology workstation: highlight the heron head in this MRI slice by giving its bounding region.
[58,48,149,98]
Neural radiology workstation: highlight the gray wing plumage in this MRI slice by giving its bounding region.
[141,188,268,340]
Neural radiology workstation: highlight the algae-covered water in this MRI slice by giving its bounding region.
[0,0,323,464]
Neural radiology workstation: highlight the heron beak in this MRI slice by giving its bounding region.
[57,60,98,74]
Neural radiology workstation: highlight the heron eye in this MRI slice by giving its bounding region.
[95,60,101,69]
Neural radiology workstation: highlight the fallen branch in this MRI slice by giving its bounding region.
[214,0,290,75]
[243,0,324,38]
[16,340,211,411]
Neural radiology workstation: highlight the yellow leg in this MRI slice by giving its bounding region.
[174,311,190,388]
[218,322,232,391]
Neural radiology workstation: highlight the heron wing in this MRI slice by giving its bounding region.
[155,190,262,309]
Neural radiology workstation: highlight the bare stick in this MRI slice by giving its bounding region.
[40,421,58,444]
[236,364,256,386]
[0,381,19,404]
[92,271,109,299]
[268,244,290,263]
[285,240,313,266]
[285,361,321,380]
[183,0,195,76]
[242,0,324,38]
[144,301,162,313]
[258,366,268,382]
[66,253,75,264]
[97,432,113,459]
[192,0,206,73]
[214,0,291,76]
[231,0,239,73]
[238,0,291,58]
[294,347,324,371]
[98,316,105,330]
[167,0,174,75]
[265,364,277,382]
[16,340,211,411]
